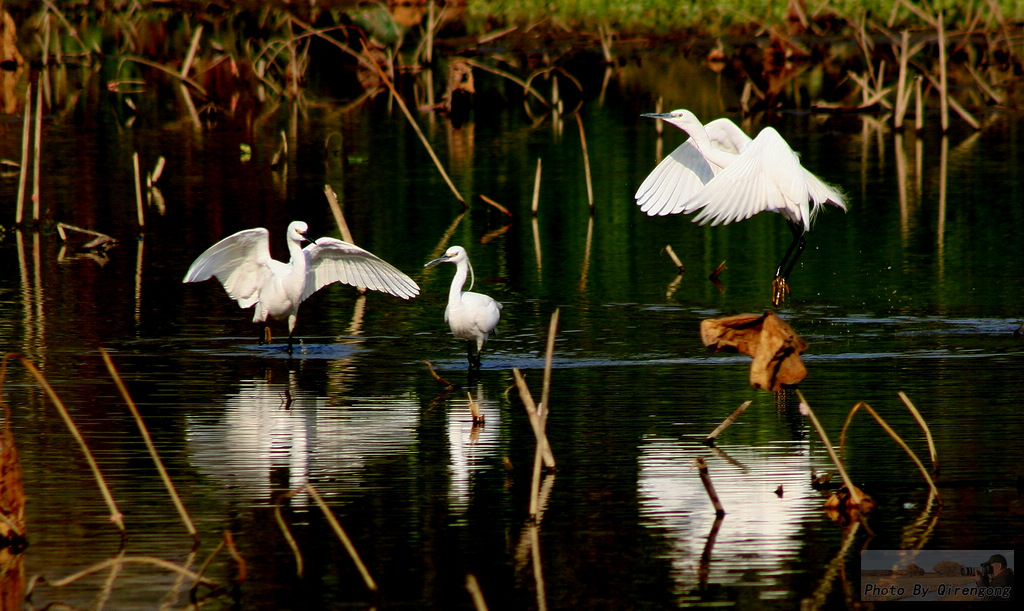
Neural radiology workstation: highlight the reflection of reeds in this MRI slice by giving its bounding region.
[100,348,197,538]
[838,396,940,503]
[1,354,125,533]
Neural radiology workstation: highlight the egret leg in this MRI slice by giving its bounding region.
[772,223,807,306]
[467,340,481,370]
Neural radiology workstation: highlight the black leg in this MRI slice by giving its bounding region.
[775,222,807,282]
[467,340,481,370]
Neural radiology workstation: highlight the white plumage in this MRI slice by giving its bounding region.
[184,220,419,350]
[424,246,502,370]
[635,109,846,303]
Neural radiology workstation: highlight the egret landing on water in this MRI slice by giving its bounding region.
[424,246,502,370]
[183,220,419,353]
[635,109,846,305]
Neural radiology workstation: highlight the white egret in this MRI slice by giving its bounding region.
[635,109,846,304]
[183,221,419,352]
[424,246,502,370]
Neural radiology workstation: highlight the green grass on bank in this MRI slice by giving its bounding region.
[465,0,1024,36]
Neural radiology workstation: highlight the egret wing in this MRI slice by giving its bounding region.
[302,238,420,302]
[682,128,809,228]
[635,118,751,217]
[183,228,272,308]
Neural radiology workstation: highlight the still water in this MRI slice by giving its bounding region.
[1,48,1022,609]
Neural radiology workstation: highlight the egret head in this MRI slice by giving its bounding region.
[424,245,474,289]
[287,221,310,243]
[642,108,701,131]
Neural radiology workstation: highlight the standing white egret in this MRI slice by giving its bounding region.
[183,221,419,352]
[424,246,502,370]
[635,109,846,304]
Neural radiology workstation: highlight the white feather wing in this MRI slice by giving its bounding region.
[301,238,420,303]
[182,228,272,308]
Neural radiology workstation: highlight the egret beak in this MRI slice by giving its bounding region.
[641,112,674,119]
[424,254,450,268]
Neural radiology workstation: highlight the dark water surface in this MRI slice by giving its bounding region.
[2,50,1023,609]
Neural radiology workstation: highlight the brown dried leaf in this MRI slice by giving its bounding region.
[699,311,808,391]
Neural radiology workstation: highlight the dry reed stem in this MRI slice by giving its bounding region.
[15,84,30,225]
[531,158,542,215]
[34,556,220,590]
[305,484,378,593]
[898,392,937,470]
[575,114,594,211]
[223,530,247,583]
[323,185,354,243]
[512,369,555,469]
[709,260,726,281]
[466,573,489,610]
[149,156,166,187]
[133,152,145,229]
[795,390,863,506]
[2,353,124,531]
[703,400,752,445]
[838,400,941,503]
[192,536,226,590]
[663,244,685,274]
[479,194,513,216]
[937,13,949,132]
[181,24,203,78]
[32,83,42,222]
[920,71,980,129]
[100,348,196,538]
[914,76,924,131]
[359,41,464,206]
[695,457,725,517]
[42,0,94,55]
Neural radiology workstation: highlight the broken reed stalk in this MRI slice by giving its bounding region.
[323,185,354,243]
[695,457,725,517]
[512,369,554,469]
[531,158,542,215]
[222,530,247,583]
[32,83,42,222]
[467,392,484,424]
[2,354,124,532]
[539,308,559,420]
[479,194,513,216]
[133,152,145,229]
[838,400,940,503]
[424,361,454,388]
[937,12,949,132]
[180,24,203,78]
[795,390,863,506]
[915,76,924,131]
[898,391,937,470]
[575,114,594,212]
[305,484,378,593]
[466,574,489,611]
[664,244,685,274]
[15,84,30,225]
[703,400,752,445]
[359,40,464,206]
[100,348,196,538]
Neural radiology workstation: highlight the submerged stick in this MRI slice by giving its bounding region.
[512,369,555,469]
[3,354,124,532]
[703,400,752,445]
[274,489,305,577]
[479,194,513,216]
[15,84,30,225]
[575,114,594,211]
[695,457,725,517]
[306,484,378,593]
[101,348,196,538]
[467,392,484,424]
[34,556,220,590]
